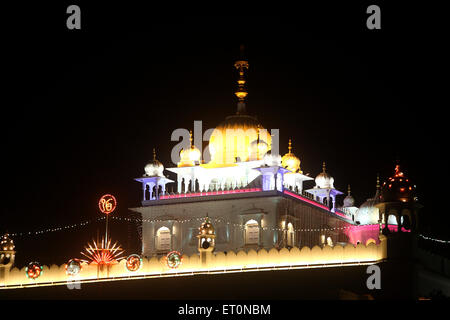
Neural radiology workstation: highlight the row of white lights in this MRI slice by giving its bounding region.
[6,216,449,244]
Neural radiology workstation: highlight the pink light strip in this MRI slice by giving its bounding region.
[158,188,263,200]
[283,190,329,210]
[346,224,411,233]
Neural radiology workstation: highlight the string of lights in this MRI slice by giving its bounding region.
[418,234,450,244]
[109,215,354,232]
[6,215,450,244]
[8,217,106,237]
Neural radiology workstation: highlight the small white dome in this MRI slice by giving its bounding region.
[315,162,334,189]
[144,149,164,177]
[263,151,281,166]
[356,198,380,225]
[343,185,355,207]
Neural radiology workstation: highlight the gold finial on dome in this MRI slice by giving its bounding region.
[288,139,292,153]
[234,61,248,102]
[376,173,380,189]
[234,46,249,115]
[348,184,351,195]
[322,161,327,173]
[153,148,156,160]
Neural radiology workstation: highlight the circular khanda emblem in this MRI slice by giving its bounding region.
[166,251,182,269]
[66,259,82,276]
[98,194,117,215]
[126,254,142,272]
[26,262,43,280]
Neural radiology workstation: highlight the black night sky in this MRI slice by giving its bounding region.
[1,3,448,266]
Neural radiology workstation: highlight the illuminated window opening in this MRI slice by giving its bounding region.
[287,222,295,247]
[156,226,171,251]
[245,219,260,245]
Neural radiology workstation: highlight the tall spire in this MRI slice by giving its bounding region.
[234,45,249,115]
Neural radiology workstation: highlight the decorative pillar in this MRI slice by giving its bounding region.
[261,174,270,191]
[142,183,147,201]
[155,178,160,200]
[274,172,278,191]
[177,175,182,193]
[148,183,154,200]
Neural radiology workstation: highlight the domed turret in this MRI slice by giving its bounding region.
[380,164,416,203]
[0,233,14,252]
[281,139,301,173]
[343,185,355,207]
[198,216,215,236]
[315,162,334,189]
[144,149,164,177]
[197,215,216,264]
[0,233,16,267]
[178,131,201,167]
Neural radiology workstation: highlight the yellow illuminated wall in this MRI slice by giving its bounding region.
[0,238,387,289]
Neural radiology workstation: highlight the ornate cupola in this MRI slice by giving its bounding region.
[136,148,174,202]
[0,233,16,279]
[376,163,421,234]
[197,215,216,266]
[380,164,416,203]
[306,162,343,212]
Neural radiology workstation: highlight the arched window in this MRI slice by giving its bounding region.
[287,222,295,247]
[245,219,259,245]
[156,226,171,251]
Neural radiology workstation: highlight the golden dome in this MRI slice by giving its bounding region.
[198,216,215,236]
[208,115,271,165]
[281,139,301,173]
[207,57,271,165]
[178,131,201,167]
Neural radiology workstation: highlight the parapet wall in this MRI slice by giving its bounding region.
[0,238,387,289]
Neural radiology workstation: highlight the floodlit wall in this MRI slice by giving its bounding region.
[0,237,386,288]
